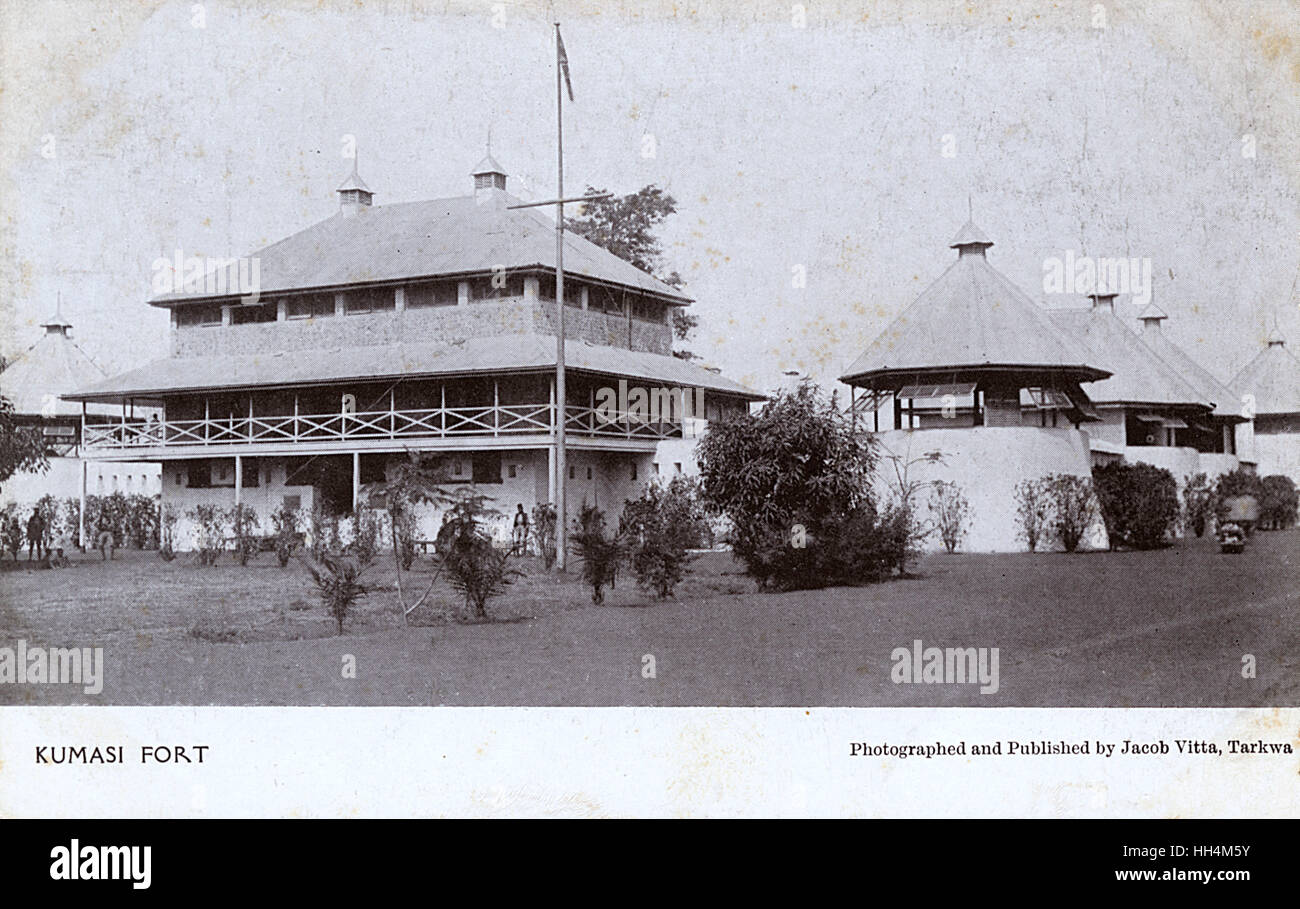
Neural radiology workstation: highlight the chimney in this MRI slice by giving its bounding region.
[41,295,72,338]
[1136,303,1167,335]
[471,153,508,204]
[336,157,373,217]
[1088,292,1118,314]
[949,221,994,259]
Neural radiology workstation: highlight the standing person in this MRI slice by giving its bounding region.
[94,520,115,561]
[511,504,530,556]
[25,508,45,562]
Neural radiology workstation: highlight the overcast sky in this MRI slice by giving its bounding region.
[2,0,1297,397]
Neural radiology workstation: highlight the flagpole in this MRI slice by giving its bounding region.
[554,20,568,573]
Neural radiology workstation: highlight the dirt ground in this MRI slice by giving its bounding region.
[0,530,1295,706]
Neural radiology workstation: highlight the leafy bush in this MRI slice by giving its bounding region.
[571,505,624,604]
[437,490,517,620]
[697,380,885,590]
[1259,475,1298,530]
[1013,478,1052,552]
[270,502,300,567]
[928,481,970,554]
[1092,462,1179,550]
[187,504,226,566]
[1045,474,1097,553]
[1214,468,1264,531]
[1182,473,1215,538]
[1,506,22,560]
[301,553,368,635]
[619,477,704,598]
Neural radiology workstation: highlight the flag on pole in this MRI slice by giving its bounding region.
[557,25,574,101]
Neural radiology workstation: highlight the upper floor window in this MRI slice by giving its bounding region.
[589,284,625,316]
[630,297,662,323]
[539,275,582,307]
[345,287,397,315]
[469,274,524,302]
[176,304,223,327]
[405,281,459,309]
[231,302,277,325]
[286,294,335,320]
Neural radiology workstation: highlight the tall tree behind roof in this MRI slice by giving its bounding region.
[567,185,700,360]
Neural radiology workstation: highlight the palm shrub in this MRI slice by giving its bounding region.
[619,477,704,598]
[437,489,517,620]
[1182,472,1215,538]
[270,501,300,567]
[301,553,368,635]
[571,505,624,605]
[928,480,970,554]
[1092,462,1179,550]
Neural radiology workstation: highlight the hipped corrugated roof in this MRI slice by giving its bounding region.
[840,226,1107,383]
[153,192,690,305]
[1047,307,1214,410]
[63,335,763,403]
[1135,325,1242,420]
[0,327,118,417]
[1231,336,1300,415]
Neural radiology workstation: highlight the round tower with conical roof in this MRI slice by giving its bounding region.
[839,222,1112,551]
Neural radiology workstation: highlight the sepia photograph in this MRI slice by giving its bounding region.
[0,0,1298,830]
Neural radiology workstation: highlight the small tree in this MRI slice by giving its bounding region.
[158,504,178,561]
[301,553,368,635]
[531,502,557,567]
[270,501,300,567]
[228,503,260,566]
[571,505,624,605]
[1182,472,1215,538]
[361,451,455,623]
[308,503,339,559]
[351,507,381,568]
[1259,475,1299,530]
[187,504,227,566]
[1045,474,1097,553]
[619,477,704,598]
[928,480,970,554]
[1013,477,1052,552]
[0,395,49,485]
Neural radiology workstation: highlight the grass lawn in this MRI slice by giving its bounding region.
[0,530,1296,706]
